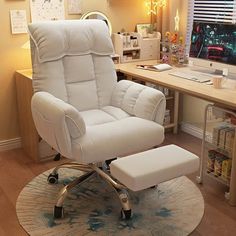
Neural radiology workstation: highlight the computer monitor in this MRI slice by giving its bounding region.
[189,21,236,76]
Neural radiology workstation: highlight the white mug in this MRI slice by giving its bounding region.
[212,75,227,89]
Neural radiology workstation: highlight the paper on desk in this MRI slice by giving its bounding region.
[152,64,173,71]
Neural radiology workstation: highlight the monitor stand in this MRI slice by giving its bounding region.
[190,66,236,80]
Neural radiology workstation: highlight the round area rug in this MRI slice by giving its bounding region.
[16,169,204,236]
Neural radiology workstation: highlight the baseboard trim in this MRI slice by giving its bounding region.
[181,122,212,143]
[0,124,211,152]
[0,137,22,152]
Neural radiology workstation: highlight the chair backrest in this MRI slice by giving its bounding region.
[29,20,117,111]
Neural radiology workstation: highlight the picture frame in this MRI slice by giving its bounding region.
[136,23,151,38]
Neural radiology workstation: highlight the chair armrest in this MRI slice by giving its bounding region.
[31,91,86,158]
[111,80,166,124]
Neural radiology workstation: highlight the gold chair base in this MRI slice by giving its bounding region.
[48,162,132,219]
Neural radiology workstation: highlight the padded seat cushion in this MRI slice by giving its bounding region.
[101,106,130,120]
[72,117,164,164]
[80,106,130,126]
[110,144,199,191]
[80,109,116,126]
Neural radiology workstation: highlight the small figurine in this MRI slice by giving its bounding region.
[179,36,184,45]
[171,44,178,54]
[162,32,171,53]
[171,33,178,43]
[165,31,171,42]
[171,54,178,64]
[162,44,169,53]
[178,36,185,64]
[178,55,185,64]
[162,54,169,63]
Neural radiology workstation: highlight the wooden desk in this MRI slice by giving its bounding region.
[116,60,236,109]
[116,60,236,206]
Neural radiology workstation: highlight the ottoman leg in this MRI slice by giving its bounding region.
[117,189,132,220]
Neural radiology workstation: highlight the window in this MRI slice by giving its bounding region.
[186,0,236,53]
[193,0,236,23]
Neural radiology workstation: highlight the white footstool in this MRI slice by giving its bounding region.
[110,144,199,191]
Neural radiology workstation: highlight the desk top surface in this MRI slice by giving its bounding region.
[16,69,33,79]
[116,60,236,109]
[16,61,236,109]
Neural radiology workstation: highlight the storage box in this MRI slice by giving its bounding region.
[212,126,221,146]
[221,158,232,182]
[164,109,171,125]
[218,127,229,149]
[207,150,217,173]
[225,129,235,153]
[214,153,227,177]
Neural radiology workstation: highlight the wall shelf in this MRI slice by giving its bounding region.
[112,32,160,63]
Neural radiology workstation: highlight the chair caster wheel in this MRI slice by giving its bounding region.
[54,206,64,219]
[121,209,132,220]
[196,176,202,184]
[150,185,158,189]
[47,173,58,184]
[225,192,230,200]
[54,153,61,161]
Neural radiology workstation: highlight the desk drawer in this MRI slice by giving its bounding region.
[141,50,158,60]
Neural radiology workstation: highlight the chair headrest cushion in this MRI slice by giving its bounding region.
[28,20,114,63]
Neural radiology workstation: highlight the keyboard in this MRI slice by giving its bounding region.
[169,71,211,83]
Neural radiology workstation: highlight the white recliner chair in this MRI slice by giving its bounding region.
[29,20,166,219]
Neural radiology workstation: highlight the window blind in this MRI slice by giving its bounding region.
[193,0,236,23]
[185,0,195,55]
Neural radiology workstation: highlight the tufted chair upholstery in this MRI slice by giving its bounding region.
[29,20,166,219]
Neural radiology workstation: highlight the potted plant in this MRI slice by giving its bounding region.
[147,23,157,38]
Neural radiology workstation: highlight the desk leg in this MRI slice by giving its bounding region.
[173,91,179,134]
[126,75,133,81]
[229,134,236,206]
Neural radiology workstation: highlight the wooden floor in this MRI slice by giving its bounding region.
[0,131,236,236]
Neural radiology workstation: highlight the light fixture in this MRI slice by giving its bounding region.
[145,0,166,15]
[174,9,180,32]
[81,11,112,35]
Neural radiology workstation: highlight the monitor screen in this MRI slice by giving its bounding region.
[190,22,236,66]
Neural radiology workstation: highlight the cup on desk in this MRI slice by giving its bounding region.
[212,75,227,89]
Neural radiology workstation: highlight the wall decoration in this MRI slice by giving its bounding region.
[67,0,82,15]
[30,0,65,22]
[10,10,28,34]
[145,0,166,15]
[174,9,180,32]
